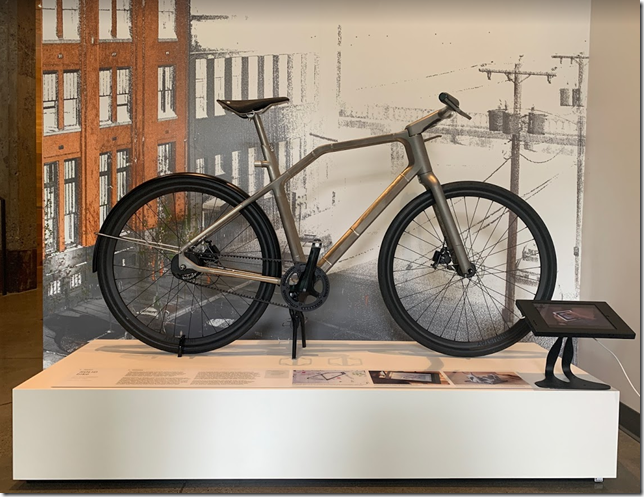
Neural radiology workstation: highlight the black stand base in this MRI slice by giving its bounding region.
[536,336,610,390]
[289,309,307,359]
[177,335,186,358]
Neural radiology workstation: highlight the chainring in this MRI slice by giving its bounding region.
[280,263,330,312]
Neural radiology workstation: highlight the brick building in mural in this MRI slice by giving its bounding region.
[41,0,189,308]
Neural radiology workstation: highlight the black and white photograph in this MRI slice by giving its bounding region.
[40,0,594,365]
[446,371,530,387]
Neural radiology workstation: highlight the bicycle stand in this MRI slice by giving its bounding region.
[177,335,186,358]
[289,309,307,359]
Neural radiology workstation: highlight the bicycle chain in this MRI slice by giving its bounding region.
[181,252,295,309]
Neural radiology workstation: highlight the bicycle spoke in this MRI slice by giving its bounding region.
[385,186,553,354]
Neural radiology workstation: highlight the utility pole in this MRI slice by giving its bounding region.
[479,60,556,317]
[552,53,589,298]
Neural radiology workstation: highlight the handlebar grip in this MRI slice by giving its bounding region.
[439,92,460,108]
[438,92,471,120]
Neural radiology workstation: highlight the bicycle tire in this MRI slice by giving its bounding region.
[378,181,557,357]
[95,173,281,354]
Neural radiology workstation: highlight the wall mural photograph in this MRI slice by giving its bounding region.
[42,0,591,366]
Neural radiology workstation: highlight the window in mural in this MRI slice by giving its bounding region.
[99,69,112,124]
[70,272,82,289]
[115,0,132,39]
[231,150,240,184]
[231,57,242,100]
[157,142,175,176]
[248,56,258,100]
[213,59,225,116]
[44,161,59,254]
[99,0,131,40]
[158,65,176,119]
[42,0,80,42]
[48,280,61,297]
[116,149,131,201]
[116,68,132,123]
[214,154,224,176]
[43,72,58,134]
[195,59,207,119]
[62,0,80,40]
[159,0,176,40]
[63,158,79,247]
[277,54,287,98]
[98,0,111,38]
[291,54,302,105]
[263,55,274,99]
[63,71,80,129]
[304,53,315,103]
[195,157,205,174]
[99,153,112,225]
[247,147,256,193]
[100,68,131,124]
[42,0,57,41]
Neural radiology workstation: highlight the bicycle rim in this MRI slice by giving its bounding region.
[97,177,279,353]
[379,181,556,356]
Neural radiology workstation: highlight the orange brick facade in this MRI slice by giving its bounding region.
[41,0,189,253]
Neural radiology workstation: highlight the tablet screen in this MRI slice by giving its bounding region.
[533,303,615,329]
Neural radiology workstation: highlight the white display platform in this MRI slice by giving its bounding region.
[14,340,619,480]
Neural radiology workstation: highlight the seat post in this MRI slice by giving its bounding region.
[251,114,280,181]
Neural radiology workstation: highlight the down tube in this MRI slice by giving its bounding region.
[319,165,419,273]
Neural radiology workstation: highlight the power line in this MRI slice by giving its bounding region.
[479,58,557,314]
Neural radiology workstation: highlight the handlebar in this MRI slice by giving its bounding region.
[439,92,472,120]
[405,92,471,136]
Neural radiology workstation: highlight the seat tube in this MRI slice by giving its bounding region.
[408,134,474,276]
[251,115,305,262]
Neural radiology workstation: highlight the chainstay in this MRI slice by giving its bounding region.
[184,252,293,309]
[186,275,292,309]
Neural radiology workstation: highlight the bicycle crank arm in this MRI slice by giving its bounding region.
[177,253,281,285]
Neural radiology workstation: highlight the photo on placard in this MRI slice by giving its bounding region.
[292,370,370,385]
[446,371,530,387]
[369,371,449,386]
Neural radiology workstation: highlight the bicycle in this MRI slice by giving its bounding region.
[93,92,557,358]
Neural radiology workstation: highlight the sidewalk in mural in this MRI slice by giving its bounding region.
[43,257,556,367]
[43,260,411,367]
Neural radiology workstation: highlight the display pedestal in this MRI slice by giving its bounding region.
[14,340,619,480]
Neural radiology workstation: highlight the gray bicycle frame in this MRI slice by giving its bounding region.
[178,108,474,285]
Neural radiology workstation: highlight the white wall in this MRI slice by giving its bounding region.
[578,0,640,411]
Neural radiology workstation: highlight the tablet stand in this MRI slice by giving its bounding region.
[536,335,610,390]
[515,299,635,391]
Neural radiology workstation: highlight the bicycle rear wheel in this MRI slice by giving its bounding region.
[378,181,556,357]
[95,174,281,354]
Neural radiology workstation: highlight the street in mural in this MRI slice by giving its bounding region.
[43,0,591,366]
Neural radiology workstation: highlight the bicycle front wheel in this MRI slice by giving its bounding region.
[95,174,281,354]
[378,181,556,357]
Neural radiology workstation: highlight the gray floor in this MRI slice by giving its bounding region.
[0,287,640,494]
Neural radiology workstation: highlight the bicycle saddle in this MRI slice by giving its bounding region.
[217,97,289,118]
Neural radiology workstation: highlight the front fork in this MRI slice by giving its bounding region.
[409,134,475,277]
